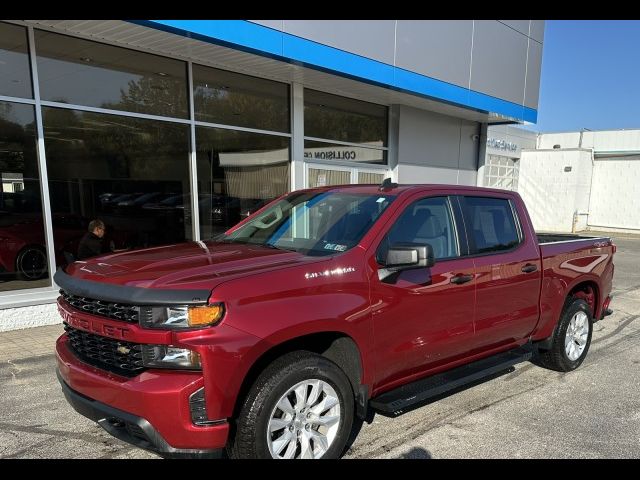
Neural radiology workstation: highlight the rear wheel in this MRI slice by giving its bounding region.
[537,298,593,372]
[15,246,48,281]
[228,351,354,459]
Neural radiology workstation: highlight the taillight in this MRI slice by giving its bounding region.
[612,242,617,254]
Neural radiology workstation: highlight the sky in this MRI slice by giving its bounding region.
[523,20,640,133]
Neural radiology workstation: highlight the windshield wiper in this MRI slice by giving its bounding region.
[263,243,298,252]
[215,238,248,245]
[216,238,297,252]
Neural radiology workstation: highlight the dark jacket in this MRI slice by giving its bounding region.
[77,232,104,260]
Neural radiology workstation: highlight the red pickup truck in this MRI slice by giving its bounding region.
[54,183,615,459]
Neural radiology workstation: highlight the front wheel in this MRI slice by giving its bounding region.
[537,298,593,372]
[228,351,354,459]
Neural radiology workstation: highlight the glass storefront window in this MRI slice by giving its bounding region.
[304,89,387,146]
[43,107,191,263]
[0,22,33,99]
[196,127,290,238]
[304,140,386,165]
[357,171,385,184]
[193,64,290,133]
[0,101,50,291]
[34,30,189,119]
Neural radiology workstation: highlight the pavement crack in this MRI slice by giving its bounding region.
[6,360,21,381]
[1,438,51,459]
[0,422,117,446]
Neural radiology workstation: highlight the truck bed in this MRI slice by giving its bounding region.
[533,232,615,341]
[537,233,610,244]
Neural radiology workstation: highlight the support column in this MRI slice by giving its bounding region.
[290,83,305,190]
[476,123,489,187]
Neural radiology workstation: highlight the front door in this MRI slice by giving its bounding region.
[369,195,476,389]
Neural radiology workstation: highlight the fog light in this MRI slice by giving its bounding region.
[189,387,213,425]
[141,345,201,369]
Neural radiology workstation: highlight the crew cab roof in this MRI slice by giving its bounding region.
[295,183,520,198]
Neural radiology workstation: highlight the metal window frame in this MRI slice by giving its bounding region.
[303,136,388,151]
[374,195,464,264]
[304,162,389,188]
[187,61,200,241]
[457,194,525,258]
[0,26,60,307]
[302,88,390,172]
[29,26,56,294]
[291,83,304,190]
[0,95,35,105]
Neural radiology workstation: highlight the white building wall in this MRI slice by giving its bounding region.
[0,303,60,332]
[518,149,593,232]
[588,157,640,232]
[590,130,640,152]
[537,130,640,152]
[536,132,581,149]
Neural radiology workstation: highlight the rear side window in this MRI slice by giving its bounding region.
[463,196,520,253]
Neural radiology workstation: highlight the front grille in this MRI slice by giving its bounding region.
[60,289,139,323]
[64,323,146,377]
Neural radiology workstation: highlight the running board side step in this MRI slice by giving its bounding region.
[369,345,533,415]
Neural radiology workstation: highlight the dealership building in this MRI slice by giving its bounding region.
[0,20,544,330]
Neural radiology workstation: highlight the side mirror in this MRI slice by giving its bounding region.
[385,243,435,269]
[379,243,435,282]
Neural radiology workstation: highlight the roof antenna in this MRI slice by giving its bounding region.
[379,177,398,191]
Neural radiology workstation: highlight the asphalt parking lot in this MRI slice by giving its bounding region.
[1,234,639,459]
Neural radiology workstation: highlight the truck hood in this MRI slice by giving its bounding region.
[65,241,321,290]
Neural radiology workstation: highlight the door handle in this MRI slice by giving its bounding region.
[450,274,473,285]
[521,264,538,273]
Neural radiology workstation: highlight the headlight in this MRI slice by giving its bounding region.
[142,345,201,369]
[141,304,224,329]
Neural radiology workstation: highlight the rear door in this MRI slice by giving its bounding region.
[459,194,541,352]
[369,193,476,388]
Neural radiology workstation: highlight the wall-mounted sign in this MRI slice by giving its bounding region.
[487,138,518,152]
[304,150,357,161]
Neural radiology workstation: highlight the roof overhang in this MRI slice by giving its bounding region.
[23,20,536,125]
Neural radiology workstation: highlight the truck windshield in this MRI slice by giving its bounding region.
[218,191,395,256]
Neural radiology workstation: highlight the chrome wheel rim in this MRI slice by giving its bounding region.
[267,379,341,459]
[565,311,590,361]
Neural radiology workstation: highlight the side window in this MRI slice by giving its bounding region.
[377,196,459,263]
[463,196,520,253]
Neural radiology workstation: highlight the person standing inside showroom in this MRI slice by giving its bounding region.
[76,219,107,260]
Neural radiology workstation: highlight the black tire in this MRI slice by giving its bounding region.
[15,246,48,281]
[228,351,354,459]
[537,298,593,372]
